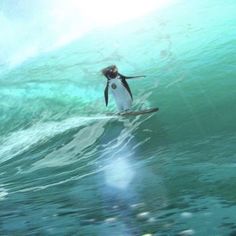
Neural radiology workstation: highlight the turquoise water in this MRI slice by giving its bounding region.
[0,0,236,235]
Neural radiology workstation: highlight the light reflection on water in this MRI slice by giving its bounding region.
[104,156,135,190]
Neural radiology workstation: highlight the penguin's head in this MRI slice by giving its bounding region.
[102,65,118,79]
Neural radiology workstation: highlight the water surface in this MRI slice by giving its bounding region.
[0,0,236,235]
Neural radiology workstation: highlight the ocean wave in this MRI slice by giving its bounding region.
[0,115,112,164]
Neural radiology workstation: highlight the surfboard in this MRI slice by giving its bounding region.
[119,107,159,116]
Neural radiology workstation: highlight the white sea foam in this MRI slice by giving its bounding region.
[28,118,107,170]
[0,187,8,200]
[179,229,195,236]
[181,212,193,219]
[0,116,112,164]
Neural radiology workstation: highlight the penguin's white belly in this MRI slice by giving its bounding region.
[109,79,132,112]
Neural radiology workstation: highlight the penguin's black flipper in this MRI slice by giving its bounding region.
[121,78,133,100]
[104,82,109,106]
[119,73,145,79]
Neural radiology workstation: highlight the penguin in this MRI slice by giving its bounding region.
[102,65,145,113]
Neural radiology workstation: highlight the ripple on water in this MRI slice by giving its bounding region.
[0,187,8,200]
